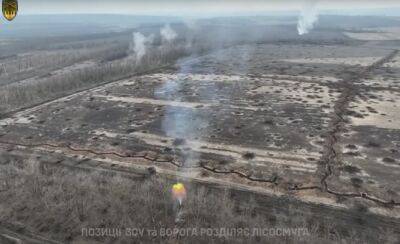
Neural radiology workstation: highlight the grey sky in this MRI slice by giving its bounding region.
[19,0,400,16]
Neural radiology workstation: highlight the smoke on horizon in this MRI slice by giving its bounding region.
[297,0,319,35]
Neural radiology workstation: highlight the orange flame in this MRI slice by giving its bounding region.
[172,183,187,205]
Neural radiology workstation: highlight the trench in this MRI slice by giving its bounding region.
[0,50,399,207]
[0,135,399,206]
[317,49,400,206]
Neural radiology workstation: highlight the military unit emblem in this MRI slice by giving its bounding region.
[2,0,18,21]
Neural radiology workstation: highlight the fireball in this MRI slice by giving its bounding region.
[172,183,187,205]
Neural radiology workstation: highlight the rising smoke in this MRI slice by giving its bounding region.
[155,68,207,169]
[156,24,203,167]
[155,47,210,171]
[160,24,178,43]
[297,0,319,35]
[130,32,154,63]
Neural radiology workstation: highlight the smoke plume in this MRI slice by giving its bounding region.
[297,0,319,35]
[130,32,153,63]
[160,24,178,43]
[155,56,211,171]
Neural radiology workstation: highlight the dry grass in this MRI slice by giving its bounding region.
[0,158,247,243]
[0,157,389,243]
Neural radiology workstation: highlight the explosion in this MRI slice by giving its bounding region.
[172,183,187,205]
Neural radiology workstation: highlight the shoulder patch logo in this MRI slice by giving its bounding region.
[2,0,18,21]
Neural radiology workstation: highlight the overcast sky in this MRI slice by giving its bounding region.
[19,0,400,16]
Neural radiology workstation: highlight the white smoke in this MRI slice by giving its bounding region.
[154,57,210,169]
[297,0,319,35]
[160,24,178,43]
[130,32,154,63]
